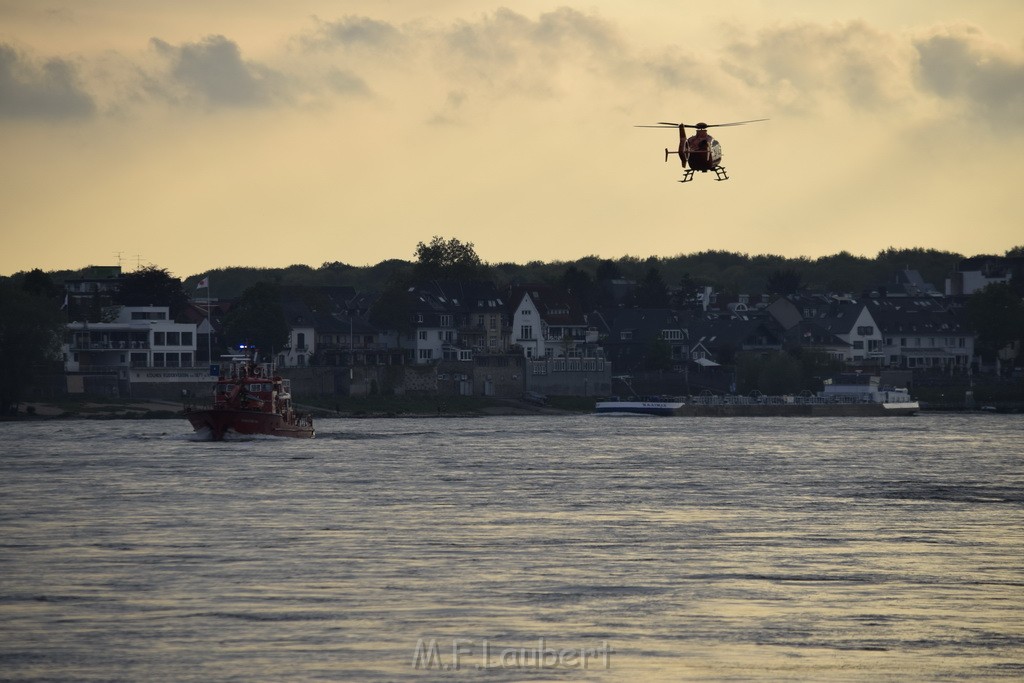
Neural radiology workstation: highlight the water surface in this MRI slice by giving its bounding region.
[1,414,1022,681]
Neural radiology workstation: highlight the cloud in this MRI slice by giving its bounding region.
[324,67,371,96]
[150,34,287,107]
[438,7,621,80]
[0,43,96,120]
[721,22,915,113]
[300,15,407,52]
[914,25,1024,127]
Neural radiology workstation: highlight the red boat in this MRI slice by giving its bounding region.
[185,359,314,440]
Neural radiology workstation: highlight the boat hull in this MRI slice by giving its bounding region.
[595,401,686,416]
[595,400,919,417]
[186,409,315,440]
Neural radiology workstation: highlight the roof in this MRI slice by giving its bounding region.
[508,284,586,326]
[867,298,971,335]
[592,308,683,340]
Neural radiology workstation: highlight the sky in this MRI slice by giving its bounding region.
[1,1,1022,279]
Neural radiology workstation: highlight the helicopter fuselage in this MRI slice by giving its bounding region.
[679,134,723,171]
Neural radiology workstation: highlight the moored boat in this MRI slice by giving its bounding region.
[594,375,919,417]
[595,396,686,416]
[185,358,314,440]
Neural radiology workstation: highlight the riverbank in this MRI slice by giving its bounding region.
[5,395,587,421]
[6,394,1019,421]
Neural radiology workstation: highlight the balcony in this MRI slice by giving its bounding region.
[68,340,150,351]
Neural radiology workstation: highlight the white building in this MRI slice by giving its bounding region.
[64,306,198,373]
[508,286,595,360]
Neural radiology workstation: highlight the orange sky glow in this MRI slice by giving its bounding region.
[1,1,1022,278]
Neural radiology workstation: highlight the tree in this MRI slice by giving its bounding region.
[368,281,414,335]
[633,267,670,307]
[223,282,289,358]
[672,273,702,310]
[20,269,59,299]
[0,283,64,412]
[734,351,802,395]
[766,268,803,295]
[559,265,598,311]
[967,282,1024,365]
[796,350,845,391]
[116,266,189,318]
[594,259,622,283]
[644,338,673,371]
[413,236,488,281]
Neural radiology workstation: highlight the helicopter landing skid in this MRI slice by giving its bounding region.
[678,167,730,183]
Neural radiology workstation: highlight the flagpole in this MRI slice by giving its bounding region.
[197,276,212,368]
[205,278,212,367]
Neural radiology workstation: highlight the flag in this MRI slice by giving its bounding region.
[196,277,209,290]
[61,293,68,310]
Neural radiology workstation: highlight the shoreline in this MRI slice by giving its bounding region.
[4,398,577,422]
[4,400,1017,422]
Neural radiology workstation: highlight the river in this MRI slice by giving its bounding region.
[1,414,1022,681]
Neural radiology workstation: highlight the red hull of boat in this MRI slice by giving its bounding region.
[186,409,315,440]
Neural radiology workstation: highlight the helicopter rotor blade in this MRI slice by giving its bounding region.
[634,123,679,128]
[689,118,770,128]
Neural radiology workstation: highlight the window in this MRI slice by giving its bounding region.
[440,314,452,327]
[419,349,433,360]
[418,330,428,340]
[662,329,682,340]
[857,325,874,335]
[297,332,306,349]
[153,352,164,367]
[521,325,533,340]
[620,330,633,341]
[167,331,180,346]
[853,341,864,350]
[182,332,193,346]
[153,332,165,346]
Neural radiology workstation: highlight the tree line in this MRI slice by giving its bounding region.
[2,240,1023,411]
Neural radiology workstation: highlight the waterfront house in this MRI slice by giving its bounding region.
[63,305,199,395]
[508,285,595,359]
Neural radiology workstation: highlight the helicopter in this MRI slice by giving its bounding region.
[636,118,768,183]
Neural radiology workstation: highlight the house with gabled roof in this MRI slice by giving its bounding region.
[767,294,882,363]
[404,280,509,364]
[508,285,595,359]
[816,302,883,364]
[281,297,317,367]
[867,298,975,370]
